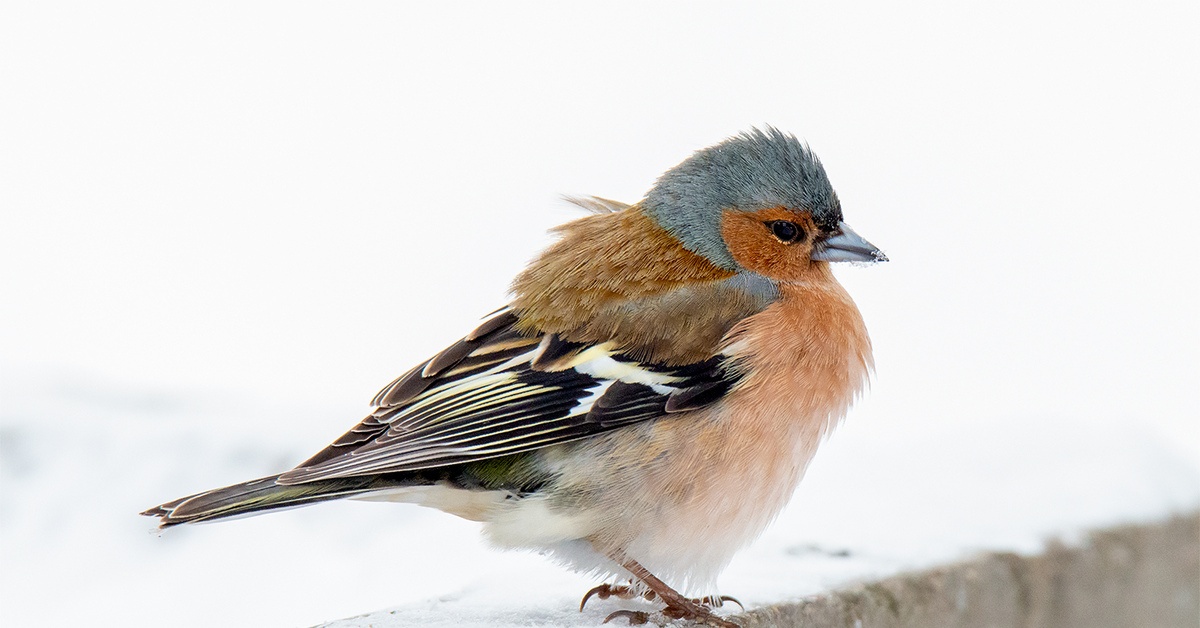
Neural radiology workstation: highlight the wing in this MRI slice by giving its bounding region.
[276,308,739,485]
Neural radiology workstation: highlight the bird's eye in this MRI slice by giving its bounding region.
[766,220,803,243]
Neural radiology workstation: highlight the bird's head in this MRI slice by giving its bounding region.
[642,127,886,282]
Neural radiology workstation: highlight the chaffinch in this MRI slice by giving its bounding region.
[144,127,886,627]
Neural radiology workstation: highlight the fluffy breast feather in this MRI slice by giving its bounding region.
[484,268,873,594]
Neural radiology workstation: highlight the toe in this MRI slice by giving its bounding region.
[603,610,650,625]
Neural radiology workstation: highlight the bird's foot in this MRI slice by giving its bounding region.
[602,609,650,625]
[602,598,739,627]
[581,583,654,611]
[588,551,740,626]
[658,598,738,627]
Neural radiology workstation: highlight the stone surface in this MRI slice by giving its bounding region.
[730,513,1199,628]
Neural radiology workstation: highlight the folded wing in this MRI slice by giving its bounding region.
[277,308,738,485]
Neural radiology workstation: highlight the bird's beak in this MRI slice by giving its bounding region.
[811,221,888,263]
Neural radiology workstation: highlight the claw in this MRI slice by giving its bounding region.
[603,609,650,625]
[580,584,609,611]
[581,584,643,611]
[719,595,744,611]
[691,595,744,611]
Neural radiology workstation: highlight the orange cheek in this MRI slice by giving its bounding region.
[720,208,814,281]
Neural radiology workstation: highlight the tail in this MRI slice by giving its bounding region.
[141,474,400,528]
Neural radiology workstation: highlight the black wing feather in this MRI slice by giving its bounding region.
[281,308,740,484]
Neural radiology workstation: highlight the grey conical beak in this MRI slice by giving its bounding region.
[811,221,888,263]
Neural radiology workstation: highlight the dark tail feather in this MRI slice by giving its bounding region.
[141,474,397,528]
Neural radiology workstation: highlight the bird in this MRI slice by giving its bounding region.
[142,127,886,627]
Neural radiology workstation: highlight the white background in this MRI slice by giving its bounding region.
[2,2,1197,627]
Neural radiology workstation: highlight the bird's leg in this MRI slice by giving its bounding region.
[595,551,738,628]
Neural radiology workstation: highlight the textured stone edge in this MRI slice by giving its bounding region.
[730,512,1199,628]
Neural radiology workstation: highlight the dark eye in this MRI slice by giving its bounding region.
[766,220,803,243]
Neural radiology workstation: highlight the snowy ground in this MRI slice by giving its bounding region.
[2,368,1196,628]
[2,2,1198,628]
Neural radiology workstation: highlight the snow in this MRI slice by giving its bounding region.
[2,2,1198,628]
[2,370,1195,628]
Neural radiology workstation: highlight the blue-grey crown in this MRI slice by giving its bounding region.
[641,127,841,270]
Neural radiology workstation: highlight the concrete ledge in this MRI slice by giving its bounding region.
[732,513,1199,628]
